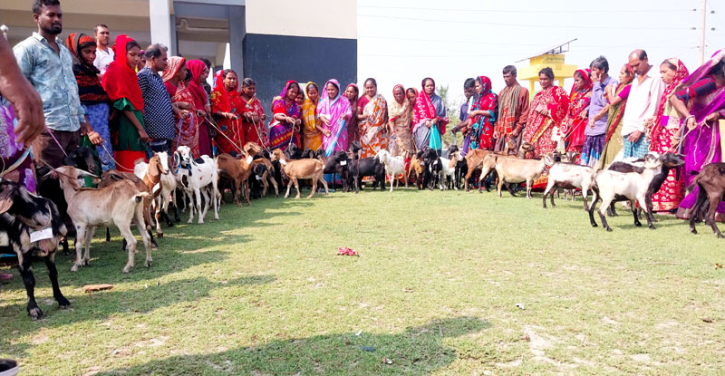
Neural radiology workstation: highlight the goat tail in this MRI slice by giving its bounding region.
[133,192,151,203]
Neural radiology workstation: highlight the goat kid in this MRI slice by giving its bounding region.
[376,149,407,192]
[542,162,594,210]
[175,146,220,223]
[0,180,70,319]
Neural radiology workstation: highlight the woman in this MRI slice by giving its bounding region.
[239,78,268,147]
[388,84,415,157]
[317,79,352,155]
[522,67,570,159]
[101,34,147,172]
[344,84,360,145]
[358,78,389,158]
[210,69,243,154]
[413,77,449,152]
[163,57,201,155]
[672,50,725,220]
[596,64,634,169]
[269,80,302,150]
[561,69,592,155]
[466,76,498,151]
[302,82,323,151]
[186,60,213,156]
[649,58,689,212]
[65,32,114,171]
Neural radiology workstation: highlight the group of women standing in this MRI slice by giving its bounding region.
[520,51,725,220]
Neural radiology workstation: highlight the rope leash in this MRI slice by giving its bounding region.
[201,113,245,155]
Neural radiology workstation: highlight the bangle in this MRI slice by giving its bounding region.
[685,115,696,123]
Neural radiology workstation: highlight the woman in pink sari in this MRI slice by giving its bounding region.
[671,50,725,220]
[317,79,352,155]
[649,58,689,212]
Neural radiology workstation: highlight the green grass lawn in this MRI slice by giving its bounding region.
[1,187,724,375]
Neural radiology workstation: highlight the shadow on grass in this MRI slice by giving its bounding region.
[98,316,491,376]
[0,275,276,356]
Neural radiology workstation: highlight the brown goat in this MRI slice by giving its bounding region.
[272,149,328,199]
[407,152,425,189]
[216,153,254,206]
[688,162,725,238]
[463,149,491,192]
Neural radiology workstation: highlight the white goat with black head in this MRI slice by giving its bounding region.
[174,146,219,224]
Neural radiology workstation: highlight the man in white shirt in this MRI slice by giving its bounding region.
[620,49,664,158]
[92,23,113,75]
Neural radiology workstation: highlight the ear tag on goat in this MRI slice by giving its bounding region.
[30,227,54,243]
[0,232,8,247]
[340,161,347,166]
[255,175,262,180]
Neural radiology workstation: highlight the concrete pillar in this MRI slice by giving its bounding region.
[149,0,176,55]
[228,6,245,78]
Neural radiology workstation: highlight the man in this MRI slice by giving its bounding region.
[582,56,616,166]
[93,23,113,75]
[620,49,664,159]
[494,65,529,155]
[137,43,176,153]
[452,78,475,155]
[14,0,101,169]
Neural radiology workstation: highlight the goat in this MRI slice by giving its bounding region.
[54,166,152,273]
[588,153,664,231]
[348,156,386,192]
[272,148,329,199]
[251,156,279,197]
[688,162,725,238]
[407,151,426,190]
[155,152,180,227]
[133,153,169,239]
[0,180,70,319]
[439,151,461,190]
[175,146,220,223]
[463,149,491,192]
[495,154,554,199]
[322,150,351,191]
[216,152,254,207]
[249,162,268,199]
[376,149,407,192]
[542,162,594,210]
[421,147,444,190]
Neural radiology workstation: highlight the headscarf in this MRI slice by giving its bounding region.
[161,56,186,82]
[210,69,238,114]
[186,60,208,111]
[101,34,144,112]
[65,33,96,65]
[346,83,359,107]
[651,58,689,141]
[388,84,409,120]
[570,69,593,96]
[271,80,301,119]
[679,50,725,123]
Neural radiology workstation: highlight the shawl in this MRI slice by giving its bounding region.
[302,81,319,134]
[186,60,208,111]
[161,56,186,82]
[101,34,144,112]
[413,89,448,134]
[684,50,725,122]
[560,69,592,137]
[388,84,410,122]
[497,82,522,133]
[317,79,352,125]
[650,58,689,142]
[210,70,238,114]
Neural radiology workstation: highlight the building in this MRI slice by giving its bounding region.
[1,0,358,108]
[517,39,579,98]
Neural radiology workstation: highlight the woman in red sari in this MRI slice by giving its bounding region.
[162,56,202,156]
[459,76,497,151]
[269,81,302,150]
[186,60,213,156]
[239,78,268,147]
[210,69,244,154]
[561,69,592,155]
[649,58,689,212]
[522,67,569,189]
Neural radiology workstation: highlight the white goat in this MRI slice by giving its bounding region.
[54,166,152,274]
[495,154,555,199]
[588,153,663,231]
[174,146,219,224]
[439,152,460,190]
[375,149,407,192]
[542,163,594,210]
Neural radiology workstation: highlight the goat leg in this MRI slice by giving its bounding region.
[707,194,724,238]
[588,191,599,227]
[631,201,643,227]
[105,227,111,242]
[71,225,86,272]
[19,256,43,320]
[83,226,94,265]
[45,256,70,309]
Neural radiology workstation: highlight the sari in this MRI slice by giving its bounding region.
[597,68,634,169]
[241,95,268,147]
[346,84,360,145]
[359,93,388,158]
[210,70,244,154]
[650,58,689,212]
[269,80,302,150]
[302,82,322,151]
[522,84,569,190]
[468,76,498,151]
[561,69,592,154]
[388,84,415,157]
[413,82,449,152]
[162,57,200,156]
[0,103,36,193]
[677,50,725,219]
[101,34,146,172]
[187,60,212,156]
[317,79,352,154]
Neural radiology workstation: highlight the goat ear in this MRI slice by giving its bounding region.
[0,184,15,215]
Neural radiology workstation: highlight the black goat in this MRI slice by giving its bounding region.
[347,155,385,193]
[422,147,443,190]
[0,180,70,319]
[323,151,350,191]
